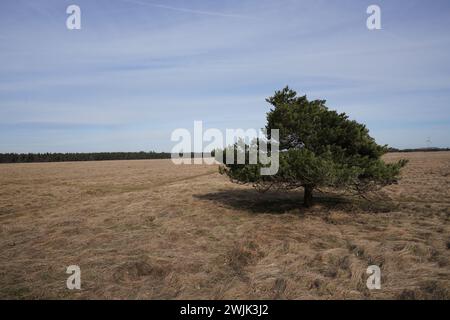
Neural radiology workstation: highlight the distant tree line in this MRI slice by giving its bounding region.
[387,147,450,153]
[0,148,447,164]
[0,151,172,163]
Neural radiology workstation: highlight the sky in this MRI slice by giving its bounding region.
[0,0,449,152]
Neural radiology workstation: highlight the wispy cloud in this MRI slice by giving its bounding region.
[117,0,252,19]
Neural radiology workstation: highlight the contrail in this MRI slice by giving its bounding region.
[117,0,251,19]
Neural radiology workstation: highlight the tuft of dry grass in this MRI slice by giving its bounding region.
[0,152,449,299]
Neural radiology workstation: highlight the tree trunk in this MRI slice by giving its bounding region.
[303,186,313,207]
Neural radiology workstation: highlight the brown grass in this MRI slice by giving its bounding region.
[0,152,449,299]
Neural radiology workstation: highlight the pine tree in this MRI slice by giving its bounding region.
[219,87,408,207]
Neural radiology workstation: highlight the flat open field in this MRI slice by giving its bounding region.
[0,152,449,299]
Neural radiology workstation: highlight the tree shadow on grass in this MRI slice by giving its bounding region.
[194,189,396,215]
[194,189,350,215]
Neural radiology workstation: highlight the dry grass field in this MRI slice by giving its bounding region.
[0,152,449,299]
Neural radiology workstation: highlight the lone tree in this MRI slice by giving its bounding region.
[219,87,407,207]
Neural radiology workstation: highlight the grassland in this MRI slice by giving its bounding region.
[0,152,449,299]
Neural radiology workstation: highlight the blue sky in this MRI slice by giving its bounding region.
[0,0,449,152]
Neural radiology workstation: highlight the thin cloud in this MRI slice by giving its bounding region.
[117,0,252,19]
